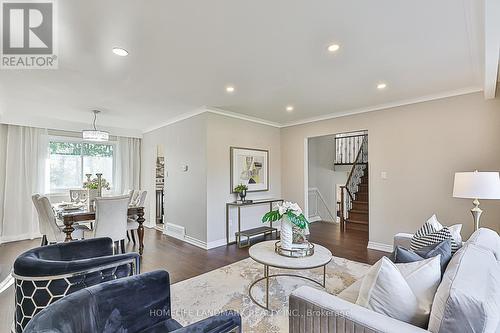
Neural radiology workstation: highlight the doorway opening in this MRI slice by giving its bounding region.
[307,130,368,235]
[155,145,165,230]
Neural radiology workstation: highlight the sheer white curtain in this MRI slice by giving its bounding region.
[0,124,48,243]
[114,136,141,194]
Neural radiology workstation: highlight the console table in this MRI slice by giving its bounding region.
[226,198,283,248]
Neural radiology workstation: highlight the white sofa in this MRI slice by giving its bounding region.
[289,228,500,333]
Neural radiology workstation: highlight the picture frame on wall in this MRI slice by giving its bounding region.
[230,147,269,193]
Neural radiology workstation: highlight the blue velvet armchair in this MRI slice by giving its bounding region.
[24,270,241,333]
[13,237,139,332]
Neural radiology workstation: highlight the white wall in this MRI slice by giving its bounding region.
[206,113,281,246]
[307,135,349,221]
[281,92,500,247]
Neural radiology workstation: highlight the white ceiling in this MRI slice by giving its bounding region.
[0,0,487,134]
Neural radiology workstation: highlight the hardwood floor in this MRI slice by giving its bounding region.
[0,222,387,332]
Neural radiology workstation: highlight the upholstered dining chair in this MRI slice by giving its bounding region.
[13,237,139,333]
[93,195,130,254]
[32,194,86,245]
[24,270,241,333]
[127,190,147,244]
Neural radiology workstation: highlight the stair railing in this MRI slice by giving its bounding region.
[340,135,368,230]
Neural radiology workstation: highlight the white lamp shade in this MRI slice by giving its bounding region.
[453,171,500,199]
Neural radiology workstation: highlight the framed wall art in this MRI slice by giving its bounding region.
[230,147,269,193]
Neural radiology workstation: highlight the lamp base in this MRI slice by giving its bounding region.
[471,198,482,231]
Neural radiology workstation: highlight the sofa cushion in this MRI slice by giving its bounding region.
[428,243,500,333]
[466,228,500,261]
[337,278,362,303]
[355,256,441,328]
[392,240,452,274]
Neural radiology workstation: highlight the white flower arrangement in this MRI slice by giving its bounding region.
[262,201,308,229]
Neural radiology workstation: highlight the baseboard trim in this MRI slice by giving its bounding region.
[163,222,185,241]
[308,215,322,222]
[206,238,227,249]
[367,241,393,253]
[183,235,208,249]
[0,232,42,244]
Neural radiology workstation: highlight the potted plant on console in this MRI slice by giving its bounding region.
[234,184,249,203]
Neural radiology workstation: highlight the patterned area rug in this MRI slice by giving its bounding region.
[171,256,370,333]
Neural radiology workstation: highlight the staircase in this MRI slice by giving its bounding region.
[345,170,368,231]
[339,134,369,233]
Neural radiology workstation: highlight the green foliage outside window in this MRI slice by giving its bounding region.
[49,142,113,157]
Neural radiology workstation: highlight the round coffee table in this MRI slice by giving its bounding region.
[248,240,332,310]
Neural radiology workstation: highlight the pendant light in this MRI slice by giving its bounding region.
[82,110,109,141]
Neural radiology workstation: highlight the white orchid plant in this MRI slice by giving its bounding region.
[262,201,309,229]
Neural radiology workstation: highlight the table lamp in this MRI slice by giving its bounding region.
[453,171,500,230]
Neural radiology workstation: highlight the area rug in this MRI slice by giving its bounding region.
[171,256,370,333]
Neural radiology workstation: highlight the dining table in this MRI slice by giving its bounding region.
[56,206,146,255]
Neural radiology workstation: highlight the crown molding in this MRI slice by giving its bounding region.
[204,106,281,128]
[142,106,281,133]
[142,86,484,132]
[281,86,483,128]
[142,107,207,133]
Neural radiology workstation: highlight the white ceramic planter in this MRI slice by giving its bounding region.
[280,215,294,250]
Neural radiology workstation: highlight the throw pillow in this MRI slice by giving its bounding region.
[426,214,443,231]
[396,256,442,319]
[411,225,459,253]
[448,224,463,246]
[392,240,452,274]
[355,256,441,328]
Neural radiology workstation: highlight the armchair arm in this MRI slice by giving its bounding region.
[172,311,241,333]
[14,246,139,277]
[289,286,429,333]
[41,237,114,261]
[394,233,414,249]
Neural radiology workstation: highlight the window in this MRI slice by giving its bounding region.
[49,139,114,193]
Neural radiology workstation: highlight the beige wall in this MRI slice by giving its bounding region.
[142,114,208,241]
[141,112,281,247]
[206,113,281,245]
[281,92,500,246]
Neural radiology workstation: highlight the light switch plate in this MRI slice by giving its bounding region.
[381,171,387,179]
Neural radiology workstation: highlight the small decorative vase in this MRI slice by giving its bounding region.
[239,190,247,201]
[280,215,294,250]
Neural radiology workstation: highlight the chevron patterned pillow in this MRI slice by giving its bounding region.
[411,224,460,253]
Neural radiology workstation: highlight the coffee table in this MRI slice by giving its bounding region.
[248,240,332,310]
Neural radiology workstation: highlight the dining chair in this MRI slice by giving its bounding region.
[93,195,130,254]
[128,189,139,206]
[32,194,86,245]
[69,189,87,203]
[127,190,147,244]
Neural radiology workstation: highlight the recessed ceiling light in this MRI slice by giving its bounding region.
[112,47,129,56]
[226,86,235,93]
[327,44,340,52]
[377,83,387,90]
[286,105,294,112]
